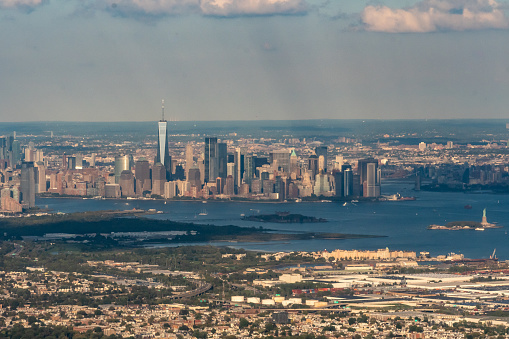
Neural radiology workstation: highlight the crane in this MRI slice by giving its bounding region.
[490,248,496,260]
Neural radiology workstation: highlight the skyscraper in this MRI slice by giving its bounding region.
[234,147,245,191]
[269,150,290,173]
[244,155,255,186]
[157,100,171,180]
[315,146,328,172]
[114,155,132,183]
[358,158,381,197]
[204,137,227,183]
[185,143,194,179]
[135,158,151,195]
[20,161,35,209]
[204,137,217,183]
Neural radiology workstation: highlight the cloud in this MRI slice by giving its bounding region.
[0,0,44,9]
[200,0,308,16]
[361,0,509,32]
[102,0,307,17]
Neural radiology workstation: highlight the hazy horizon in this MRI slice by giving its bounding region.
[1,0,509,122]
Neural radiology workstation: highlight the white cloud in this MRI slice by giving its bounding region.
[361,0,509,32]
[200,0,307,16]
[0,0,43,8]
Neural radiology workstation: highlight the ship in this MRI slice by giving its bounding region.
[384,193,416,201]
[464,204,472,209]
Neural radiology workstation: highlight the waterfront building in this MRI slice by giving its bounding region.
[105,184,121,198]
[225,175,234,196]
[333,170,343,197]
[34,161,46,193]
[119,170,135,197]
[343,168,353,197]
[313,173,331,196]
[358,158,381,198]
[151,162,166,196]
[164,181,177,199]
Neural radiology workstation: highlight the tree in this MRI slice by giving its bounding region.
[239,318,250,329]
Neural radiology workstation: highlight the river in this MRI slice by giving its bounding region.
[36,181,509,259]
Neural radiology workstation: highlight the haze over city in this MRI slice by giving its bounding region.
[1,0,509,121]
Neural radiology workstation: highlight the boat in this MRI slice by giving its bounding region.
[351,200,359,203]
[464,205,472,209]
[199,209,208,216]
[475,228,485,231]
[342,202,347,206]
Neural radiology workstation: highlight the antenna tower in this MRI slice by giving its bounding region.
[161,99,165,121]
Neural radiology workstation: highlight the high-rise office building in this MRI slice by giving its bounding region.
[204,137,227,183]
[308,155,318,178]
[119,170,135,197]
[152,162,166,196]
[270,150,290,173]
[217,142,227,180]
[34,161,46,193]
[10,139,22,168]
[157,100,171,180]
[204,137,217,183]
[315,146,328,172]
[20,161,36,209]
[358,158,381,197]
[234,147,245,190]
[187,168,201,188]
[343,168,353,197]
[244,155,255,186]
[135,159,151,195]
[114,155,132,183]
[333,171,343,197]
[185,143,194,179]
[290,150,299,175]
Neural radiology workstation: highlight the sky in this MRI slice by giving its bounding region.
[0,0,508,122]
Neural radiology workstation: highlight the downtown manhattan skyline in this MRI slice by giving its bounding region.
[1,0,509,122]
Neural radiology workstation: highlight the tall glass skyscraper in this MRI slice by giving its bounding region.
[157,101,171,180]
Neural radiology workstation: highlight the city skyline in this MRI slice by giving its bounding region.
[1,0,509,122]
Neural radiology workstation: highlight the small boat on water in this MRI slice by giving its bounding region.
[464,205,472,209]
[199,209,208,216]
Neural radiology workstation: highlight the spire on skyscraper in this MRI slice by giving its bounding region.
[161,99,165,122]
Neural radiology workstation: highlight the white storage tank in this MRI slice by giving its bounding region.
[273,296,285,303]
[247,297,261,304]
[305,299,318,306]
[288,298,302,304]
[231,296,245,303]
